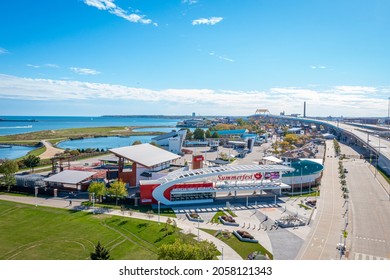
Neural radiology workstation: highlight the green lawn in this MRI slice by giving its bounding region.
[201,228,273,260]
[211,211,226,223]
[0,126,163,145]
[225,209,237,217]
[0,200,181,260]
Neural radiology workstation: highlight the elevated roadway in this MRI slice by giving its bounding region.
[252,114,390,178]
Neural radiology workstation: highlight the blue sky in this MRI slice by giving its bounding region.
[0,0,389,117]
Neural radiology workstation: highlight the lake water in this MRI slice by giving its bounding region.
[0,116,183,136]
[57,135,156,150]
[0,145,35,160]
[0,116,184,159]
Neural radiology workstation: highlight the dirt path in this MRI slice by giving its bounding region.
[39,140,64,159]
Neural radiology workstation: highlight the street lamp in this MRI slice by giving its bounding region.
[197,217,200,242]
[34,187,38,207]
[375,135,380,177]
[300,165,303,196]
[221,245,224,260]
[92,192,95,214]
[158,200,161,225]
[387,97,390,130]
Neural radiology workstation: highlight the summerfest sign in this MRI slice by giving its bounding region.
[217,172,280,181]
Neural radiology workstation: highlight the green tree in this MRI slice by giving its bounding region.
[185,129,193,140]
[158,239,217,260]
[132,140,142,145]
[205,129,212,138]
[108,180,128,206]
[211,131,220,138]
[284,134,299,145]
[88,181,107,203]
[23,154,40,173]
[90,241,110,260]
[193,128,205,140]
[0,159,19,192]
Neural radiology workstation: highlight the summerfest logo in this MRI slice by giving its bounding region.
[217,172,280,181]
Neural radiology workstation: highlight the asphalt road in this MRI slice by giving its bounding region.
[296,140,345,259]
[342,144,390,260]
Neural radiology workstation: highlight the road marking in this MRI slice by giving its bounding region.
[355,236,386,243]
[354,253,388,260]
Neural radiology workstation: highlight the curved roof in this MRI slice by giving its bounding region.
[153,164,294,205]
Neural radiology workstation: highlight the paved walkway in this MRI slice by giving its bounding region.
[296,140,347,260]
[39,140,64,159]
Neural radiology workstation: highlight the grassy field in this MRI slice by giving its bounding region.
[0,126,164,146]
[201,228,273,260]
[211,211,226,223]
[0,200,182,260]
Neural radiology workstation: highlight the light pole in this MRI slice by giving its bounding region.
[221,245,224,260]
[92,192,95,214]
[274,194,276,205]
[158,200,161,225]
[300,165,303,196]
[34,187,38,207]
[387,97,390,130]
[197,217,200,242]
[375,135,380,177]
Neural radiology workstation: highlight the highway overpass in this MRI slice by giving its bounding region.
[250,114,390,176]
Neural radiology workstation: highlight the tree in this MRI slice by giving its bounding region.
[211,131,219,138]
[108,180,128,205]
[23,154,40,173]
[205,129,212,138]
[0,159,19,192]
[90,241,110,260]
[132,140,142,145]
[157,239,217,260]
[284,134,299,145]
[193,128,205,140]
[88,181,107,203]
[185,129,193,140]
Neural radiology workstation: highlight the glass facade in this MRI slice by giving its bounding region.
[171,192,215,201]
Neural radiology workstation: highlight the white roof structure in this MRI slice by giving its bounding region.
[263,156,283,164]
[44,170,96,185]
[109,143,181,168]
[153,164,294,205]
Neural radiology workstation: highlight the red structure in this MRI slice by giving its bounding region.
[140,181,213,204]
[192,154,204,170]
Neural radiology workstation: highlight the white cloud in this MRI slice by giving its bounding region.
[83,0,154,25]
[310,65,326,69]
[334,86,377,94]
[27,64,41,68]
[209,52,234,62]
[182,0,198,4]
[70,67,101,75]
[45,64,59,68]
[0,74,389,116]
[0,48,9,55]
[192,17,223,25]
[27,63,60,69]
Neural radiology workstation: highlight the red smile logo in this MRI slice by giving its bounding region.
[254,173,262,180]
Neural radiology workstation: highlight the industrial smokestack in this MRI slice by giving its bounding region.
[304,101,306,118]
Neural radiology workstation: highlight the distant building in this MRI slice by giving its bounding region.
[151,130,187,154]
